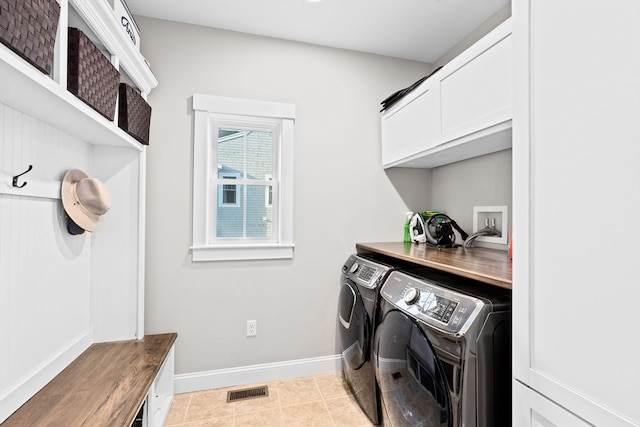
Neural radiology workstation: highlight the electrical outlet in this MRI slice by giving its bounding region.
[472,206,508,245]
[246,320,257,337]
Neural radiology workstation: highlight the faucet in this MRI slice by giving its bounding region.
[464,218,501,248]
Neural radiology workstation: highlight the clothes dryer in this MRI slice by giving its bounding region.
[374,269,511,427]
[338,254,394,425]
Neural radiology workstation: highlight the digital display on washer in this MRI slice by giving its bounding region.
[421,293,458,323]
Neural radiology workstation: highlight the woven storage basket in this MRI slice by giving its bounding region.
[118,83,151,145]
[0,0,60,74]
[68,27,119,120]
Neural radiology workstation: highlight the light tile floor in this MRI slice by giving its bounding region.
[165,373,375,427]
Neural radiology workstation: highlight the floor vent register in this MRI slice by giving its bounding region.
[226,385,269,403]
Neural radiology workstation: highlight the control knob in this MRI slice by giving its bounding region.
[404,287,420,305]
[349,262,359,274]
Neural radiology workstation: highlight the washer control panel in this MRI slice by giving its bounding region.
[342,255,392,290]
[380,271,484,335]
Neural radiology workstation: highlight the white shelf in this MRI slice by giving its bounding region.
[0,46,143,151]
[0,0,158,152]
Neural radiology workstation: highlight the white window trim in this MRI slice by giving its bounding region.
[191,94,295,261]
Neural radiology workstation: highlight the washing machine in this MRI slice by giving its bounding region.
[338,254,394,424]
[374,269,511,427]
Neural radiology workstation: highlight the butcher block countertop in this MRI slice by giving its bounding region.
[356,242,512,289]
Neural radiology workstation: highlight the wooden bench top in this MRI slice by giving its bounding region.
[2,333,177,427]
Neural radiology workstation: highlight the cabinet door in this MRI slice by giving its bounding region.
[439,30,512,140]
[513,381,590,427]
[512,1,640,426]
[381,83,440,166]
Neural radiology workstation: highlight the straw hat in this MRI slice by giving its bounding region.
[61,169,112,232]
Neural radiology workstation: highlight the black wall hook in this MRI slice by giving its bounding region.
[12,165,33,188]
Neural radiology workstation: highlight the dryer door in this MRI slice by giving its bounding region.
[338,279,370,370]
[375,309,452,427]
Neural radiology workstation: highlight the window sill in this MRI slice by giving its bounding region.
[191,244,295,262]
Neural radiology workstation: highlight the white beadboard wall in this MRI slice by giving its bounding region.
[0,103,95,416]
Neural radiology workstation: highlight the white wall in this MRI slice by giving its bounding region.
[0,106,94,409]
[137,17,432,380]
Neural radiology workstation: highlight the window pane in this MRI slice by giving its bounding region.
[247,185,272,238]
[218,128,245,177]
[216,184,244,238]
[246,130,273,180]
[222,185,236,204]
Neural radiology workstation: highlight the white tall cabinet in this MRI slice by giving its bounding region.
[512,2,640,426]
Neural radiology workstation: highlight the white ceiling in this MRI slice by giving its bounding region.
[125,0,509,64]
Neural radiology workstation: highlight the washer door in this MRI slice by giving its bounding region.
[338,280,369,370]
[375,310,452,427]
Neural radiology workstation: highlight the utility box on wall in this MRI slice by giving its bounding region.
[473,205,508,245]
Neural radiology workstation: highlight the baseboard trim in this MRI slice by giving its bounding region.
[174,354,342,394]
[0,330,93,423]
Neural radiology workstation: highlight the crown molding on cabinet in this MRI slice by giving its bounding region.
[69,0,157,95]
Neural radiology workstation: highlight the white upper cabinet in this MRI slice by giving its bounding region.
[382,83,440,164]
[439,27,512,141]
[381,18,512,169]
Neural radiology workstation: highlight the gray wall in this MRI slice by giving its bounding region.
[434,3,512,68]
[431,149,512,248]
[138,17,433,376]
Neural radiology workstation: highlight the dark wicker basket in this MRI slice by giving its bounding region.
[118,83,151,145]
[68,27,119,120]
[0,0,60,74]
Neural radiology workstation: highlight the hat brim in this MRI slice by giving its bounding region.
[61,169,102,232]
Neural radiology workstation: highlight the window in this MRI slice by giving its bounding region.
[219,173,239,206]
[192,94,295,261]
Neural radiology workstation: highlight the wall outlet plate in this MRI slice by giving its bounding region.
[246,320,257,337]
[472,205,508,245]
